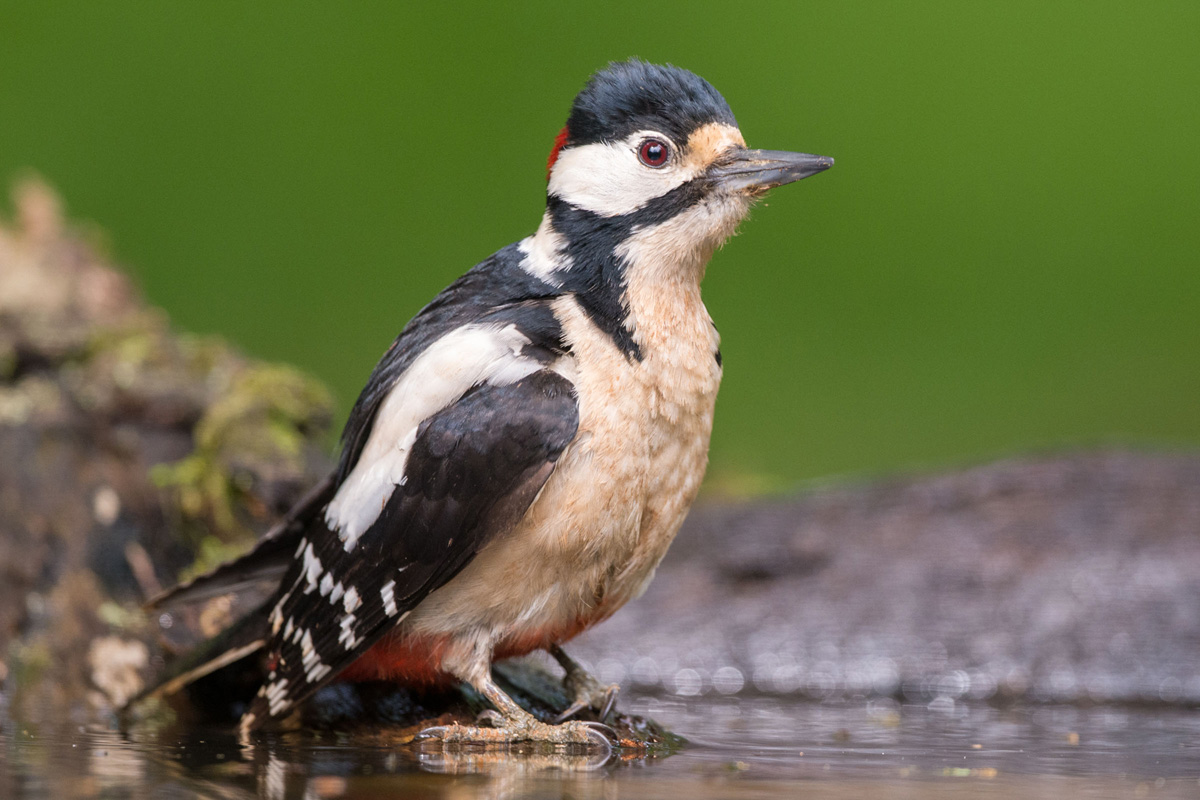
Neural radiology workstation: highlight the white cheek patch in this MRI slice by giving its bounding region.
[549,134,697,218]
[324,323,545,551]
[547,124,745,219]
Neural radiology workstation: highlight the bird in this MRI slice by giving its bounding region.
[139,59,832,746]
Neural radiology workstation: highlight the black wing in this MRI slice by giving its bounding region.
[241,369,579,729]
[336,245,560,483]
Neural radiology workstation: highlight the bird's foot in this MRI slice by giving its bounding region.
[419,707,613,748]
[550,644,620,723]
[555,671,619,724]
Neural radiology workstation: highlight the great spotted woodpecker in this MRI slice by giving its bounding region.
[144,59,832,746]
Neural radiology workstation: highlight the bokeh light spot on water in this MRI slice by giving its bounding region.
[927,696,956,714]
[595,658,625,686]
[772,663,803,694]
[712,666,744,695]
[937,670,970,699]
[631,657,659,690]
[672,668,703,697]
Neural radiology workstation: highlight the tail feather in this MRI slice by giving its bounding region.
[127,473,337,719]
[126,601,270,711]
[145,473,335,611]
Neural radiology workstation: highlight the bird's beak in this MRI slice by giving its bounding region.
[710,149,834,193]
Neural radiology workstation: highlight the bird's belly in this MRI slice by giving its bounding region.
[399,398,712,643]
[393,294,722,674]
[339,424,702,686]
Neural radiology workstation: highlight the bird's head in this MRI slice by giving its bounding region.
[541,60,832,277]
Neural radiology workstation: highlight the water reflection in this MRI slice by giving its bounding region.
[5,697,1200,799]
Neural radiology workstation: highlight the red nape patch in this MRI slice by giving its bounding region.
[546,125,570,182]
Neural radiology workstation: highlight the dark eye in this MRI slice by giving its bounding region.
[638,139,670,168]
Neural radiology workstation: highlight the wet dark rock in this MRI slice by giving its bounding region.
[571,451,1200,708]
[295,661,678,752]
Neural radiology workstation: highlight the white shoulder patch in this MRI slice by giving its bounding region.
[324,323,545,551]
[517,214,571,284]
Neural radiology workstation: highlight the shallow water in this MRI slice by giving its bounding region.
[5,697,1199,799]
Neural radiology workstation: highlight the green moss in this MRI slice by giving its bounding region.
[120,693,177,734]
[175,534,260,585]
[193,363,333,461]
[153,361,333,547]
[177,332,236,378]
[7,640,51,691]
[96,601,146,631]
[0,341,16,381]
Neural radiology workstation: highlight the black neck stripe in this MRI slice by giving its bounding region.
[546,177,712,361]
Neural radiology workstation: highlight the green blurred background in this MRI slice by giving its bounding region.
[3,2,1197,488]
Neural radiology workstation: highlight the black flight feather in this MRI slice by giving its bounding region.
[242,369,579,728]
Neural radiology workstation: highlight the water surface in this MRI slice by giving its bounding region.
[6,697,1199,799]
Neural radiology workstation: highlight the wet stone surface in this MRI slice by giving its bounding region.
[568,451,1200,709]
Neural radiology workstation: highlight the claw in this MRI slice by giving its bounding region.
[416,724,455,741]
[584,726,614,752]
[476,709,504,727]
[549,644,621,723]
[579,720,617,744]
[417,669,612,749]
[555,682,620,723]
[597,685,619,722]
[553,699,589,724]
